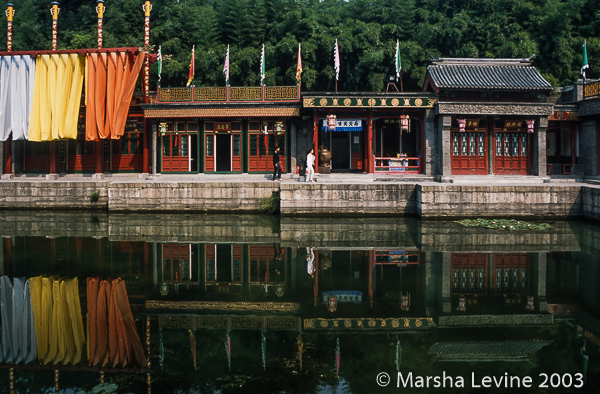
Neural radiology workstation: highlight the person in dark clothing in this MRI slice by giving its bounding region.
[273,146,282,181]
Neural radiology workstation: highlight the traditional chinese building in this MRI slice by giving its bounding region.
[141,85,301,174]
[422,57,554,179]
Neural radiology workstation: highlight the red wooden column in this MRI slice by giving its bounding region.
[570,124,576,166]
[367,109,373,173]
[420,110,425,174]
[368,250,374,308]
[313,109,318,172]
[313,251,319,307]
[3,135,11,175]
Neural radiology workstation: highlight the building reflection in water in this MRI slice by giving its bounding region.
[0,213,597,392]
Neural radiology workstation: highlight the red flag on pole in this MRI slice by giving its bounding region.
[186,45,195,86]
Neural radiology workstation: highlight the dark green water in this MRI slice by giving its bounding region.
[0,212,598,393]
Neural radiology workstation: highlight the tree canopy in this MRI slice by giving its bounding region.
[5,0,600,91]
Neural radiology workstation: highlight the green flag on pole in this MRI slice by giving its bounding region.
[582,40,589,79]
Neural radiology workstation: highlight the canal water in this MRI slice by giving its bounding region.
[0,212,598,393]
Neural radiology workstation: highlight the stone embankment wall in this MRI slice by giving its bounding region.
[1,180,600,220]
[418,185,582,218]
[279,183,418,216]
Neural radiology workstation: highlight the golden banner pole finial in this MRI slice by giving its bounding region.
[142,0,152,100]
[50,1,59,50]
[6,3,14,52]
[96,0,104,49]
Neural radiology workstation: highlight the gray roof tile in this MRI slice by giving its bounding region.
[428,64,552,92]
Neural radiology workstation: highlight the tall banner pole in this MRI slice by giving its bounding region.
[96,0,104,49]
[6,3,13,51]
[142,0,152,102]
[95,1,105,175]
[49,2,60,176]
[142,1,152,174]
[3,3,14,177]
[51,2,59,50]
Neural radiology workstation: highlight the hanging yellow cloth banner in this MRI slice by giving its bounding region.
[28,54,84,142]
[29,276,86,365]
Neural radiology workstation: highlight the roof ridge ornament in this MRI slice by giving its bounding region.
[431,55,536,67]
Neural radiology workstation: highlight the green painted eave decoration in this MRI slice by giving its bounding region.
[456,219,552,231]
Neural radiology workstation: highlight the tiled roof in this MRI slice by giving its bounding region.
[429,341,551,361]
[427,58,552,92]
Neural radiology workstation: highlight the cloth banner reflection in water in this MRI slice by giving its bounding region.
[0,276,37,364]
[29,276,85,365]
[87,277,147,368]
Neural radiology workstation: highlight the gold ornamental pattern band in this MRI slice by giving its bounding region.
[303,97,438,108]
[303,317,436,330]
[144,107,301,118]
[146,300,301,312]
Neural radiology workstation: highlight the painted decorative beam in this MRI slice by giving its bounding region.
[143,107,301,118]
[436,102,554,116]
[303,96,438,108]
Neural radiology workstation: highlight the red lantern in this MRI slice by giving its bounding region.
[458,118,466,132]
[527,120,535,133]
[525,296,535,311]
[400,115,410,133]
[327,114,337,132]
[328,295,337,312]
[400,293,410,311]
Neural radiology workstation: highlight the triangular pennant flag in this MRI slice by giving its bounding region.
[582,40,589,79]
[224,45,230,86]
[395,40,401,81]
[260,44,265,86]
[186,46,195,87]
[296,43,302,84]
[334,39,340,81]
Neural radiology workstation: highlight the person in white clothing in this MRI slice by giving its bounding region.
[306,247,315,277]
[305,148,315,182]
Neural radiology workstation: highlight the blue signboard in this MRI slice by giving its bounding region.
[321,119,363,132]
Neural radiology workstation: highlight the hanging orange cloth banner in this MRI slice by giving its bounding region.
[86,50,144,141]
[87,277,146,368]
[28,54,84,142]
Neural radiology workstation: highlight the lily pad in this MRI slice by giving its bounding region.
[92,383,118,394]
[455,218,551,231]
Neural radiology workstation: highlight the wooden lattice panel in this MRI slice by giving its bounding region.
[584,81,600,98]
[158,87,192,102]
[230,87,262,101]
[265,86,299,101]
[194,87,227,101]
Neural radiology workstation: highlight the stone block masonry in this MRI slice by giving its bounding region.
[2,179,600,221]
[279,183,418,216]
[418,184,582,219]
[107,181,279,212]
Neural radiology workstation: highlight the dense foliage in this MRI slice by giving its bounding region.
[6,0,600,91]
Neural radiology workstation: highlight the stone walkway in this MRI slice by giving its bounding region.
[0,172,590,187]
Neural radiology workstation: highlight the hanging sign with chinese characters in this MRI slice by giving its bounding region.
[503,120,524,130]
[214,122,231,133]
[322,290,363,303]
[321,119,363,132]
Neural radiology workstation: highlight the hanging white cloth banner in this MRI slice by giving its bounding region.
[0,55,36,141]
